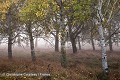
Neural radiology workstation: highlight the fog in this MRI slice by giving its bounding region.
[0,38,120,52]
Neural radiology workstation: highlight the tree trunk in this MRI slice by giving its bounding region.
[96,0,109,74]
[6,12,13,60]
[108,28,113,51]
[55,30,59,52]
[18,34,21,47]
[35,37,38,47]
[71,36,77,53]
[27,21,36,62]
[98,25,109,73]
[61,33,67,68]
[8,35,13,59]
[91,35,95,51]
[68,21,77,53]
[59,0,67,68]
[115,34,119,46]
[26,37,29,47]
[78,36,81,50]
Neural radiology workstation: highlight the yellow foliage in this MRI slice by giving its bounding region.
[19,0,50,22]
[0,0,19,19]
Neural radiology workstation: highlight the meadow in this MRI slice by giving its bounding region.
[0,47,119,80]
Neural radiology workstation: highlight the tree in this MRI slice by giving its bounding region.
[44,14,60,52]
[41,0,60,52]
[65,0,92,53]
[56,0,67,68]
[94,0,109,74]
[0,0,27,59]
[26,20,36,61]
[19,0,49,61]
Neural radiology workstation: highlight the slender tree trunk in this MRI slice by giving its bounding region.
[6,12,13,60]
[61,32,67,68]
[26,38,29,47]
[98,25,109,73]
[115,34,119,46]
[78,36,81,50]
[91,35,95,51]
[108,28,113,51]
[35,37,38,47]
[70,36,77,53]
[96,0,109,74]
[27,21,36,62]
[91,19,96,51]
[59,0,67,68]
[68,21,77,53]
[18,34,21,47]
[55,30,59,52]
[8,35,13,59]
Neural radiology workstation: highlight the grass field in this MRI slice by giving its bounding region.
[0,48,120,80]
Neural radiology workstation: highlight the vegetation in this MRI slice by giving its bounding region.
[0,0,120,80]
[0,49,119,80]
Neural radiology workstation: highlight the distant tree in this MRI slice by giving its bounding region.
[0,0,27,60]
[19,0,49,61]
[65,0,92,53]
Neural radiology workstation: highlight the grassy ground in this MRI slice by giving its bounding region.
[0,49,120,80]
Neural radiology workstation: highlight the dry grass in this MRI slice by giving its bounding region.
[0,48,120,80]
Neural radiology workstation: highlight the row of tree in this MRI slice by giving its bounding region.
[0,0,120,74]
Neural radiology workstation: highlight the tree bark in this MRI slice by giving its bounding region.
[115,34,119,46]
[98,25,109,73]
[26,37,29,47]
[35,37,38,47]
[78,36,81,50]
[18,34,21,47]
[96,0,109,74]
[6,12,13,60]
[91,35,95,51]
[55,30,59,52]
[108,28,113,51]
[27,21,36,62]
[59,0,67,68]
[8,35,13,59]
[70,36,77,53]
[68,22,77,53]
